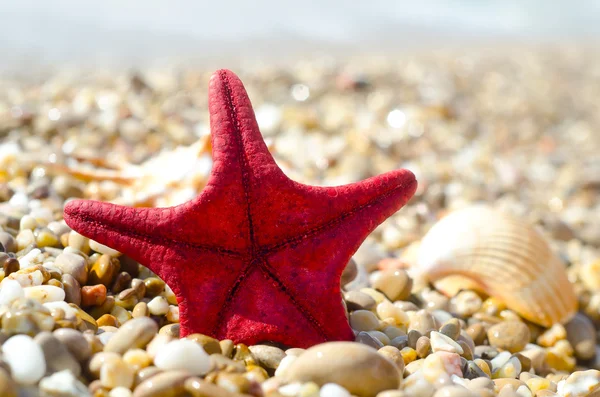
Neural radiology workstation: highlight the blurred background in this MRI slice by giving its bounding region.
[1,0,599,73]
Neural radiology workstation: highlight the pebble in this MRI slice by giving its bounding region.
[81,284,108,307]
[249,345,286,370]
[0,232,16,253]
[409,310,437,336]
[67,231,90,254]
[24,285,65,303]
[39,370,90,397]
[371,269,413,301]
[0,279,24,306]
[89,239,121,256]
[2,334,46,384]
[487,321,531,353]
[356,331,385,349]
[61,274,82,306]
[132,370,189,397]
[416,336,432,358]
[186,334,222,355]
[341,258,358,287]
[184,377,245,397]
[154,339,211,376]
[557,369,600,397]
[283,342,400,397]
[430,331,464,354]
[34,332,81,376]
[53,327,92,361]
[378,345,405,373]
[104,317,158,354]
[100,357,135,389]
[54,252,88,285]
[377,300,410,325]
[321,383,352,397]
[433,385,476,397]
[89,254,121,286]
[147,296,169,316]
[350,310,380,331]
[449,291,482,317]
[345,290,377,311]
[564,313,596,361]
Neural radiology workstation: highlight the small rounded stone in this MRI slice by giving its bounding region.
[97,314,120,327]
[132,370,190,397]
[81,284,108,307]
[61,274,82,306]
[249,345,286,370]
[487,321,531,353]
[345,291,377,311]
[132,302,149,318]
[2,334,46,385]
[34,332,80,377]
[186,334,222,355]
[104,317,158,354]
[284,342,401,397]
[100,357,135,389]
[53,328,92,362]
[147,296,169,316]
[409,310,437,336]
[54,252,88,285]
[371,269,412,301]
[89,254,121,287]
[378,345,405,374]
[416,336,432,358]
[0,367,17,397]
[154,339,210,376]
[143,277,165,297]
[350,310,380,332]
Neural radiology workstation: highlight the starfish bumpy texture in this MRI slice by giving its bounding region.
[63,69,417,348]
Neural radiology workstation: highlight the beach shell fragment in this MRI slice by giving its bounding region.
[416,206,577,327]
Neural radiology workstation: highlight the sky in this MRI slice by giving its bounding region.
[0,1,598,70]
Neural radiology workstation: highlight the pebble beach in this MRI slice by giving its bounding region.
[1,46,600,397]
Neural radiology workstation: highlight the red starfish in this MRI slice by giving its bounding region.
[63,70,417,348]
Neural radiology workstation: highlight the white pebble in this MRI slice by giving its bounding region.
[100,358,134,389]
[24,285,66,303]
[2,334,46,384]
[8,269,44,287]
[98,332,116,346]
[19,248,42,268]
[89,239,121,257]
[279,382,303,396]
[0,279,24,306]
[147,296,169,316]
[430,331,464,354]
[275,355,298,377]
[39,370,90,397]
[109,386,133,397]
[44,301,78,320]
[557,369,600,397]
[491,351,512,370]
[166,305,179,322]
[154,339,210,375]
[320,383,352,397]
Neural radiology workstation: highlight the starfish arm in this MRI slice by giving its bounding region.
[258,168,417,249]
[205,69,286,189]
[63,199,186,281]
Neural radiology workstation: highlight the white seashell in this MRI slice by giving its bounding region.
[416,206,577,327]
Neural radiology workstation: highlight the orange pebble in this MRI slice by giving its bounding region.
[81,284,107,307]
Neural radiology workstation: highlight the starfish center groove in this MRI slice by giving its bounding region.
[220,70,258,253]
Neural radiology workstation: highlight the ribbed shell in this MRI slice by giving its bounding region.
[417,206,577,327]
